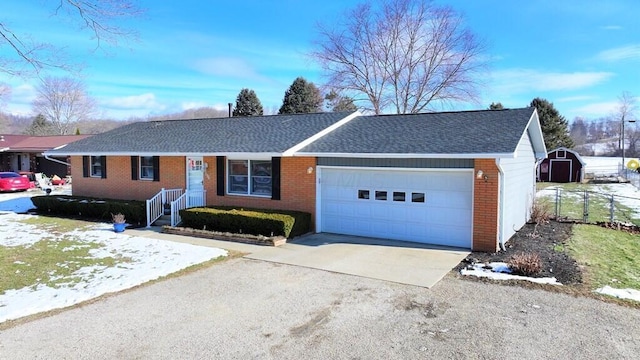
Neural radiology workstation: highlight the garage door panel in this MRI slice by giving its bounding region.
[320,168,472,248]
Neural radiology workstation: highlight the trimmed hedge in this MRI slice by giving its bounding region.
[179,206,311,238]
[31,195,146,225]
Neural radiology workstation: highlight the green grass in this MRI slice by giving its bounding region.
[568,224,640,290]
[537,183,640,226]
[17,216,94,233]
[0,237,125,294]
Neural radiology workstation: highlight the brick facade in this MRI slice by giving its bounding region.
[70,155,318,228]
[71,155,501,250]
[472,159,500,252]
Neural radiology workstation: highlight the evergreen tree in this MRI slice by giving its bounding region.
[489,102,504,110]
[278,77,323,114]
[325,90,358,112]
[232,88,264,117]
[75,127,81,135]
[530,97,574,149]
[24,113,55,135]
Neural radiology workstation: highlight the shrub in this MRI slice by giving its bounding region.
[31,195,146,225]
[530,200,551,224]
[179,206,311,238]
[508,253,542,276]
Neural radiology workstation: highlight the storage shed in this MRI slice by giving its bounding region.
[538,147,584,182]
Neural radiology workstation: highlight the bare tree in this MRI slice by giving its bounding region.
[32,76,97,135]
[617,91,638,157]
[0,0,143,76]
[312,0,486,114]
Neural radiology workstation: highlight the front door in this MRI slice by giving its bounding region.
[186,156,204,191]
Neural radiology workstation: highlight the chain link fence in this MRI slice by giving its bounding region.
[539,188,640,225]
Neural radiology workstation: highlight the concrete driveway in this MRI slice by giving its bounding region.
[246,233,469,288]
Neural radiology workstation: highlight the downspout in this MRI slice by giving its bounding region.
[44,154,71,167]
[495,158,506,251]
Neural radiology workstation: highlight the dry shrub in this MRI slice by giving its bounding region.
[530,200,551,224]
[508,253,542,276]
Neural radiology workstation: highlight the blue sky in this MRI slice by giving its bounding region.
[0,0,638,121]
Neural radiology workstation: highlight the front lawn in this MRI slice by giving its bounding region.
[568,224,640,290]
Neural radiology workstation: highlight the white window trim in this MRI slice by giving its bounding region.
[139,156,154,181]
[90,156,102,178]
[227,159,273,197]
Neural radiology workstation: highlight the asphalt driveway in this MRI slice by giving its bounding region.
[1,258,638,359]
[246,233,469,288]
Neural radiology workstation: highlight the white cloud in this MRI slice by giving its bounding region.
[102,93,164,111]
[181,101,208,110]
[595,44,640,62]
[569,101,619,118]
[192,57,268,82]
[491,69,613,94]
[556,95,596,103]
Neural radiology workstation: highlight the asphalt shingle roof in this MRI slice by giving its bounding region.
[47,112,354,155]
[298,108,536,155]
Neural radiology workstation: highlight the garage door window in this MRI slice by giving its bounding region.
[412,192,425,203]
[375,191,387,201]
[358,190,370,199]
[393,192,405,202]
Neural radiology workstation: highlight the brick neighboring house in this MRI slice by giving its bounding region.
[45,108,547,252]
[0,134,91,176]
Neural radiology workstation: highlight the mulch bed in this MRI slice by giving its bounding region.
[456,221,582,285]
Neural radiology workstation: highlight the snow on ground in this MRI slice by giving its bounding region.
[582,156,624,176]
[596,286,640,302]
[0,190,228,323]
[460,262,562,286]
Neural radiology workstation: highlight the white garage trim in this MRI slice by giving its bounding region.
[315,166,474,248]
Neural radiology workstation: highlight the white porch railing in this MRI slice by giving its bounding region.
[169,189,207,227]
[146,188,184,228]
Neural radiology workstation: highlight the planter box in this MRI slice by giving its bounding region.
[161,226,287,247]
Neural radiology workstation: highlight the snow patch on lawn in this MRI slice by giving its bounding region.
[0,197,228,323]
[460,262,562,285]
[596,286,640,302]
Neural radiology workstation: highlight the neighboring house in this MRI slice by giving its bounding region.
[45,108,546,252]
[0,134,91,176]
[537,147,585,183]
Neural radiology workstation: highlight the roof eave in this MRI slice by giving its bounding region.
[292,152,516,159]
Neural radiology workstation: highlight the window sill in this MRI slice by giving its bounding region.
[226,192,272,199]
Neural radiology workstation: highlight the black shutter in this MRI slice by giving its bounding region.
[152,156,160,182]
[82,156,89,178]
[271,157,281,200]
[100,156,107,179]
[216,156,225,196]
[131,156,138,180]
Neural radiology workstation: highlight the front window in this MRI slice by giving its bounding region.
[228,159,272,196]
[90,156,102,177]
[140,156,154,180]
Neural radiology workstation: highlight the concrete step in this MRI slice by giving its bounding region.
[153,214,172,227]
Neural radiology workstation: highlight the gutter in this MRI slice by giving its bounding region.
[495,158,506,251]
[44,154,71,167]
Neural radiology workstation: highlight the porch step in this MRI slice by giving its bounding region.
[153,214,172,227]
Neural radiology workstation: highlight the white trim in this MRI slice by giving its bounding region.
[45,151,284,157]
[495,158,505,250]
[315,165,474,248]
[295,152,515,159]
[282,111,361,156]
[525,109,548,158]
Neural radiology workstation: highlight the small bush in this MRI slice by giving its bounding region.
[31,195,146,225]
[179,206,311,238]
[530,200,551,224]
[508,253,542,276]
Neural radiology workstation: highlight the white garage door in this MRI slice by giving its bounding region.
[319,168,473,248]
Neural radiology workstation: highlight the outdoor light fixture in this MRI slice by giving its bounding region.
[307,166,314,174]
[476,170,488,182]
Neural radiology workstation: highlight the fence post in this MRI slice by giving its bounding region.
[555,187,560,218]
[610,195,615,223]
[161,187,166,204]
[583,191,589,223]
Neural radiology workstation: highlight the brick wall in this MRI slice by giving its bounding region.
[71,155,318,228]
[472,159,499,252]
[70,156,185,200]
[204,156,317,228]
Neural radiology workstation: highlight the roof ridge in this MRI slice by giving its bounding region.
[360,107,533,117]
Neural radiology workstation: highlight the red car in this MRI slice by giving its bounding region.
[0,172,32,192]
